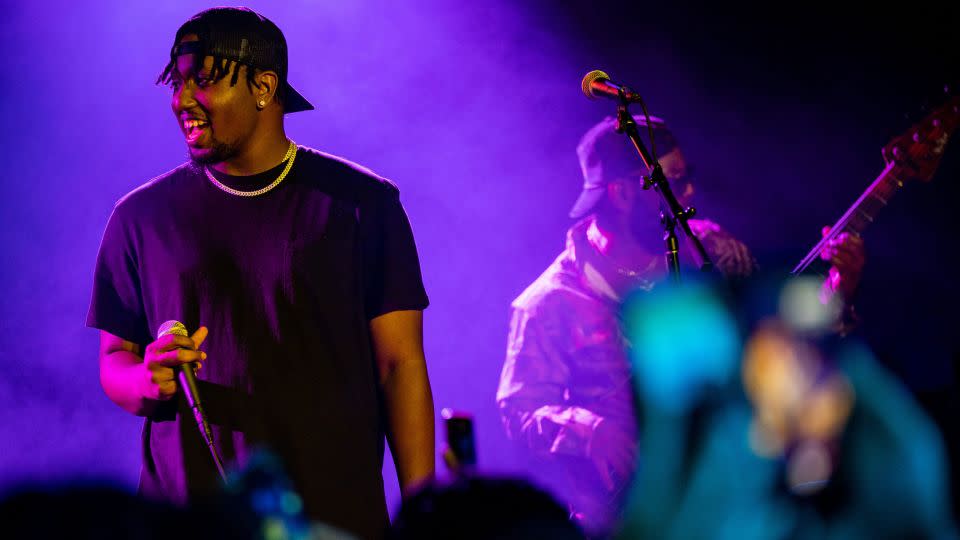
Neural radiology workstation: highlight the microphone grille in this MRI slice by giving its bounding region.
[157,320,188,339]
[581,70,610,99]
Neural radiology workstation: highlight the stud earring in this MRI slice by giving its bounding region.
[258,100,266,108]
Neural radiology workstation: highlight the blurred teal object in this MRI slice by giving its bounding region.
[223,449,356,540]
[617,281,959,540]
[622,281,740,414]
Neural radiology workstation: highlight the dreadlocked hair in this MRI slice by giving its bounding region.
[156,55,284,108]
[157,55,253,90]
[156,13,286,106]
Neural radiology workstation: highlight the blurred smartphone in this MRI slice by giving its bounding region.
[441,408,476,468]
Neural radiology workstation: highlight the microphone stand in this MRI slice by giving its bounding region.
[613,100,714,279]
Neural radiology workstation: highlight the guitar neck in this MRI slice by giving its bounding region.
[790,92,958,275]
[792,160,904,275]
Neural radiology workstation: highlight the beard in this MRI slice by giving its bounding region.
[188,137,241,165]
[628,182,695,246]
[628,198,666,247]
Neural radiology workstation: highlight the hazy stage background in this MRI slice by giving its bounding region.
[1,0,956,516]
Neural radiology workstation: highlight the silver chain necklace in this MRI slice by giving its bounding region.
[615,256,660,278]
[204,140,297,197]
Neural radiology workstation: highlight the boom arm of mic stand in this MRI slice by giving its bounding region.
[614,103,715,275]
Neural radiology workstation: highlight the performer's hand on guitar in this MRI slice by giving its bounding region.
[820,226,866,303]
[589,418,637,492]
[142,326,208,401]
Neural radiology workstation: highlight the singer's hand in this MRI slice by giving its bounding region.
[142,326,208,400]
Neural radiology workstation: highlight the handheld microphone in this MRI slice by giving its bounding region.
[581,70,642,103]
[157,320,225,478]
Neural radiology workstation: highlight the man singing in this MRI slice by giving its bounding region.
[87,8,434,539]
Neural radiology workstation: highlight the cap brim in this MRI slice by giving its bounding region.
[569,186,605,219]
[283,82,314,113]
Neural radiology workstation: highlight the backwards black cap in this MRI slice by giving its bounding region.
[168,7,313,113]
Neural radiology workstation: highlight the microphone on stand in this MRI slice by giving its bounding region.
[581,70,643,103]
[157,320,226,479]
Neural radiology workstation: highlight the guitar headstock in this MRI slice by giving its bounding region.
[882,89,959,183]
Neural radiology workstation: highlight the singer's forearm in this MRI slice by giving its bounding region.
[370,310,435,496]
[383,356,435,495]
[100,349,157,417]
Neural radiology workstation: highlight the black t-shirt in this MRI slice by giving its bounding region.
[86,146,428,539]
